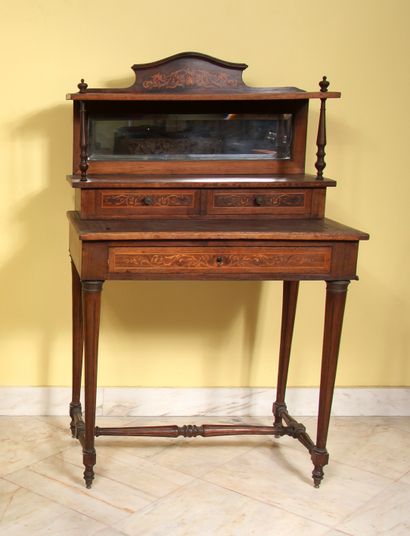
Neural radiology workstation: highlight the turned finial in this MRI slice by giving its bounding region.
[319,76,329,93]
[78,79,88,93]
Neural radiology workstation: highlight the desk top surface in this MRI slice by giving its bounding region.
[68,212,369,242]
[68,174,337,189]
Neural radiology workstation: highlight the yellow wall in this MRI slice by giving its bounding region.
[0,0,409,388]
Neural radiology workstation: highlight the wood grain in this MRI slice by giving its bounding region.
[67,211,369,242]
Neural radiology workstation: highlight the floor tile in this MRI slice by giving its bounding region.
[398,470,410,484]
[4,455,150,525]
[360,416,410,433]
[203,442,392,527]
[2,416,408,535]
[0,477,106,535]
[336,480,410,535]
[327,417,410,480]
[93,529,129,536]
[61,444,193,502]
[117,479,331,536]
[323,531,353,535]
[149,437,259,478]
[33,415,73,430]
[0,417,71,476]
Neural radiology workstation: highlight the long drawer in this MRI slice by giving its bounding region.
[108,246,332,276]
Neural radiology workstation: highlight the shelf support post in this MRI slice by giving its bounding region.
[315,76,330,180]
[79,91,88,181]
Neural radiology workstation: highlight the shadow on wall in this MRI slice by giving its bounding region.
[0,102,270,413]
[0,105,73,413]
[101,279,265,388]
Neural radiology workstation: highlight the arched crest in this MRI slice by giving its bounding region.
[130,52,248,92]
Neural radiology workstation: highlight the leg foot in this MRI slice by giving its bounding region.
[311,446,329,488]
[312,466,324,488]
[83,448,96,489]
[84,466,94,489]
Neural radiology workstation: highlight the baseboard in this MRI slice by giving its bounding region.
[0,387,409,416]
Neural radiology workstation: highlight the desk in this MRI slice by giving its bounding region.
[66,52,368,489]
[68,212,368,488]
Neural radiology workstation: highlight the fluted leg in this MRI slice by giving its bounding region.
[70,260,83,437]
[311,280,350,487]
[82,280,103,489]
[273,281,299,428]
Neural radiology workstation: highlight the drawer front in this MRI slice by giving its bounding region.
[207,189,311,216]
[108,246,331,275]
[94,189,200,218]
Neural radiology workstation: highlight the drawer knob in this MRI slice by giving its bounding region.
[254,196,264,206]
[143,196,154,206]
[216,256,224,266]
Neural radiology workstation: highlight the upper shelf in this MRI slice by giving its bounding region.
[67,173,337,189]
[66,52,341,101]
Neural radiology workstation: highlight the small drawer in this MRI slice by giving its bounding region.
[206,189,311,216]
[108,246,331,276]
[87,189,200,218]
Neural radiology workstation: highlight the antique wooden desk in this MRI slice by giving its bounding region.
[67,53,368,489]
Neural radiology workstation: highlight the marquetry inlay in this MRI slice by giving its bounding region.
[108,247,332,274]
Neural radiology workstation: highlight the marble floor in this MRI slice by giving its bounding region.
[0,416,409,535]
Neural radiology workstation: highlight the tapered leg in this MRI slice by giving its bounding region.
[70,260,84,437]
[311,280,350,487]
[82,280,104,489]
[273,281,299,426]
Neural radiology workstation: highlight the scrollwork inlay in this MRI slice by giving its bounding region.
[214,193,305,208]
[102,193,194,208]
[142,68,240,90]
[110,248,330,273]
